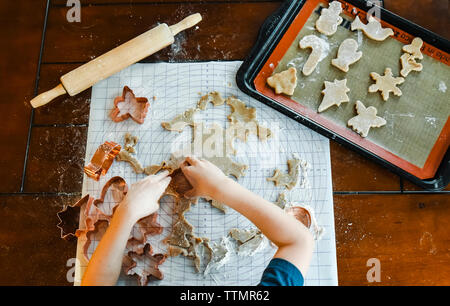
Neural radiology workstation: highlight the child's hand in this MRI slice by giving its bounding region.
[180,156,228,199]
[117,171,171,222]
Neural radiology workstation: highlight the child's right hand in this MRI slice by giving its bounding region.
[180,156,228,199]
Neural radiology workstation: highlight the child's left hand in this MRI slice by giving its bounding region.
[117,171,171,222]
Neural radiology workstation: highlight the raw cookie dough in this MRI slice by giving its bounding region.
[315,1,343,36]
[318,79,350,112]
[347,100,386,137]
[369,67,405,101]
[402,37,423,59]
[331,38,362,72]
[161,108,198,132]
[204,237,233,275]
[400,53,423,77]
[124,132,138,153]
[274,192,288,209]
[229,228,260,243]
[351,15,394,41]
[226,97,272,142]
[299,35,329,76]
[267,158,301,190]
[197,91,225,110]
[116,150,144,174]
[266,67,298,95]
[236,233,268,257]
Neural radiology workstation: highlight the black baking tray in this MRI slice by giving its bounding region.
[236,0,450,191]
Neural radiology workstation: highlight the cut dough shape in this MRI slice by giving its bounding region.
[402,37,423,59]
[315,1,343,36]
[299,35,328,76]
[266,67,298,95]
[161,108,197,132]
[331,38,362,72]
[400,53,423,77]
[369,68,405,101]
[227,97,256,123]
[347,100,386,137]
[116,150,144,174]
[318,79,350,112]
[267,158,301,190]
[124,133,138,154]
[124,243,167,285]
[197,91,225,110]
[351,15,394,41]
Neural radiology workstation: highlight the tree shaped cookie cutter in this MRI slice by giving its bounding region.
[84,141,121,181]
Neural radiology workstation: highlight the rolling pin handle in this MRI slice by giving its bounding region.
[169,13,202,36]
[30,84,67,108]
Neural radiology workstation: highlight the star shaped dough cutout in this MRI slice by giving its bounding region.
[347,101,386,137]
[368,68,404,101]
[318,79,350,112]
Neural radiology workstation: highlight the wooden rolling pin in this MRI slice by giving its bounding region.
[30,13,202,108]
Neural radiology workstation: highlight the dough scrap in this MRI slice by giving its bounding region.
[226,97,272,145]
[197,91,225,110]
[299,35,328,76]
[229,228,260,244]
[237,233,268,257]
[274,192,288,209]
[315,1,343,36]
[402,37,423,59]
[116,150,144,173]
[400,53,423,77]
[166,122,248,179]
[266,67,298,95]
[331,38,362,72]
[124,133,138,153]
[318,79,350,112]
[267,158,301,190]
[204,237,233,275]
[161,108,198,132]
[347,100,386,137]
[351,15,394,41]
[369,67,405,101]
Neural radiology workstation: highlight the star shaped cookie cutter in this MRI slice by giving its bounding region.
[110,86,150,124]
[84,141,121,181]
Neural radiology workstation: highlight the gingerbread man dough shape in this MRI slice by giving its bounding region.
[318,79,350,112]
[299,35,328,76]
[369,68,404,101]
[351,15,394,41]
[331,38,363,72]
[348,101,386,137]
[400,53,423,77]
[402,37,423,59]
[315,1,343,36]
[267,67,298,95]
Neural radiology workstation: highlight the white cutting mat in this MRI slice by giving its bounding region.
[74,61,338,286]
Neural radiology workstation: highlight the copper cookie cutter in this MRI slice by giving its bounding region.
[84,141,121,181]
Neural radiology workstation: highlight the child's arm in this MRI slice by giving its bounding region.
[181,156,314,275]
[81,171,171,286]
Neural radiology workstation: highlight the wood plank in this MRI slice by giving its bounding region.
[34,64,91,125]
[23,126,87,193]
[0,195,79,285]
[334,193,450,285]
[0,1,47,192]
[330,142,401,191]
[384,0,449,40]
[42,2,281,62]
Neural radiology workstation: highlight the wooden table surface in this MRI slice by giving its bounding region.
[0,0,448,286]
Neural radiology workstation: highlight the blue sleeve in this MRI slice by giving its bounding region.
[258,258,304,286]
